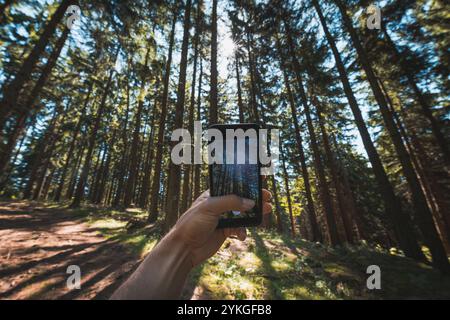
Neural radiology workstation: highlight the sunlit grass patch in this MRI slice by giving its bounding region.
[198,265,267,299]
[236,251,261,272]
[323,263,359,280]
[115,232,157,257]
[89,218,127,230]
[282,285,321,299]
[42,203,449,300]
[68,205,159,257]
[84,216,157,257]
[270,259,292,272]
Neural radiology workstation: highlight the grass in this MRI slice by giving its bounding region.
[185,230,450,300]
[13,200,161,258]
[58,202,161,258]
[6,200,450,299]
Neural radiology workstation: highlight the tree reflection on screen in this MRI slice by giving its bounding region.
[211,136,259,220]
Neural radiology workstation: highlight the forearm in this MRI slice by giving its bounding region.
[110,230,192,300]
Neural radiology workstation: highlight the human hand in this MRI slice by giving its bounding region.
[111,189,272,300]
[169,189,273,267]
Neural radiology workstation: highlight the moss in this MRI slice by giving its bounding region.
[185,229,450,300]
[35,202,450,300]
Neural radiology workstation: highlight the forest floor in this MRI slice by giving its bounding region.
[1,200,450,300]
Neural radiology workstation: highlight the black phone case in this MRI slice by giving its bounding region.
[208,123,263,229]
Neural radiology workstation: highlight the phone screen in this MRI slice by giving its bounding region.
[210,134,261,224]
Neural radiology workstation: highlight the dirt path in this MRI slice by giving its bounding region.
[0,201,140,300]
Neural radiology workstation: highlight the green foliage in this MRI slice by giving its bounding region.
[183,229,450,299]
[0,0,449,295]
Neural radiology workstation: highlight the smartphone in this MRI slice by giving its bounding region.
[208,123,263,228]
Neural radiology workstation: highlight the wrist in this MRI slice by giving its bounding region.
[111,225,194,299]
[160,228,193,271]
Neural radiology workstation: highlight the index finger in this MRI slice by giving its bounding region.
[201,194,255,216]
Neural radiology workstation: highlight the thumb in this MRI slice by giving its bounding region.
[202,194,255,216]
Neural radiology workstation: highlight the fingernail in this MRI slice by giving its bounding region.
[242,198,255,209]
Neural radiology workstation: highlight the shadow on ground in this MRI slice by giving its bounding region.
[0,201,144,300]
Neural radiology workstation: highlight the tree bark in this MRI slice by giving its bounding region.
[283,18,340,245]
[113,67,132,207]
[380,79,450,253]
[0,0,14,25]
[66,142,85,199]
[70,55,116,208]
[245,15,259,122]
[276,35,322,242]
[315,99,358,243]
[33,102,69,200]
[193,61,203,200]
[235,52,245,123]
[313,0,425,260]
[271,175,283,233]
[0,0,76,129]
[138,94,158,208]
[0,26,70,172]
[95,129,116,204]
[181,0,202,214]
[164,0,192,231]
[23,107,60,199]
[54,80,93,201]
[382,26,449,163]
[335,0,449,272]
[281,148,296,237]
[148,11,177,223]
[123,44,152,208]
[209,0,218,124]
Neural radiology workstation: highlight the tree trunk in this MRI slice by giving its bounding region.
[95,129,116,204]
[283,19,340,245]
[70,58,116,208]
[277,36,322,242]
[54,80,93,201]
[91,142,107,202]
[335,0,449,272]
[209,0,218,124]
[66,142,85,199]
[87,139,102,201]
[138,94,158,208]
[181,0,202,214]
[193,61,203,200]
[380,79,450,253]
[0,0,14,25]
[313,0,425,260]
[148,11,177,223]
[123,44,152,208]
[0,115,31,192]
[330,132,366,240]
[245,16,259,122]
[23,108,60,199]
[235,52,245,123]
[0,26,70,172]
[0,0,75,129]
[113,69,132,207]
[281,149,296,237]
[382,26,449,163]
[316,99,358,243]
[33,102,69,200]
[164,0,192,231]
[271,175,283,233]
